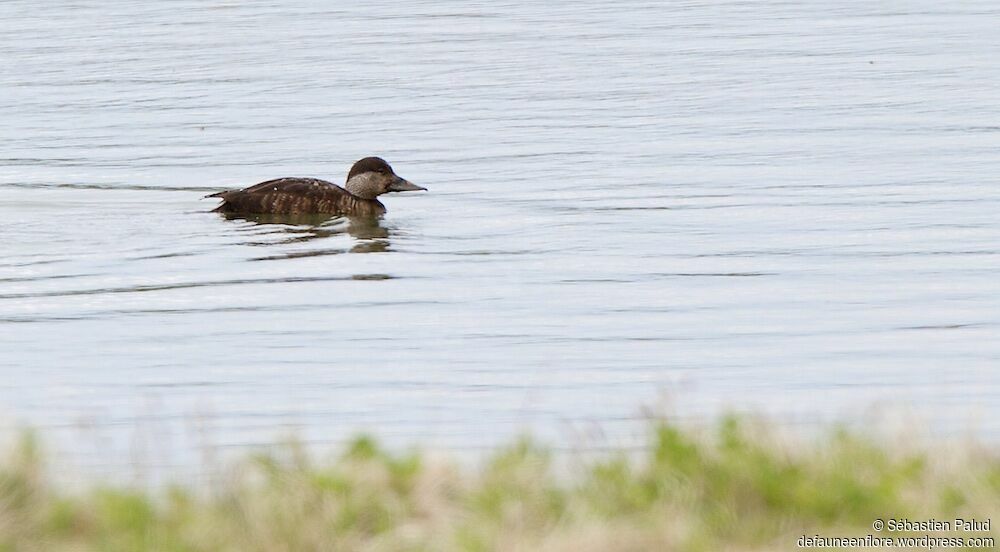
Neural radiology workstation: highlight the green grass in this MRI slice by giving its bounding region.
[1,416,997,551]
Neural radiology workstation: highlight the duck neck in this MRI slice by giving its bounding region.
[341,194,385,216]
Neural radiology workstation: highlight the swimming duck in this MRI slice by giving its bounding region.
[207,157,425,216]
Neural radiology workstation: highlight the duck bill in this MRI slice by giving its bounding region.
[388,177,426,192]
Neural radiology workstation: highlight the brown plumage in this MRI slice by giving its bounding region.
[207,157,425,216]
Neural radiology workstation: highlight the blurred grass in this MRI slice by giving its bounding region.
[1,416,997,551]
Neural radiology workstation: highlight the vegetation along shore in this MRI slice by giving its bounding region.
[1,416,997,551]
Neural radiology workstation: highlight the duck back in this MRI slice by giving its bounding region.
[209,177,385,216]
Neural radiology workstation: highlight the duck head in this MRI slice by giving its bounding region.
[344,157,425,200]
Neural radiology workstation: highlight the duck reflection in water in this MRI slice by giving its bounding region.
[219,212,394,258]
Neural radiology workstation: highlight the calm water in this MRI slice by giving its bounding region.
[1,2,999,476]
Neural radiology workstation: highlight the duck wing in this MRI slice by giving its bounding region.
[208,177,363,215]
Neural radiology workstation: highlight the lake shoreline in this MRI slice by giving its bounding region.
[3,415,997,550]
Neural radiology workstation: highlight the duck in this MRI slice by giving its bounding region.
[207,157,425,216]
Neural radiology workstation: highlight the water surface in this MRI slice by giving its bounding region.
[1,1,999,476]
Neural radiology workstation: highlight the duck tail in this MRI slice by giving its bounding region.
[206,190,236,212]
